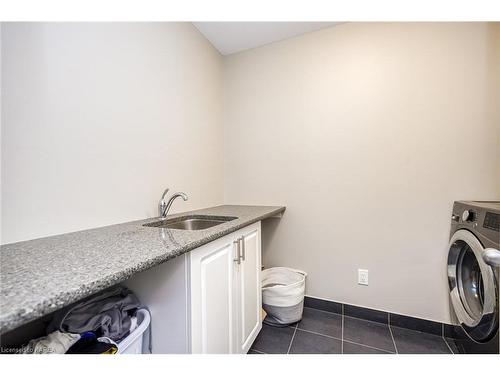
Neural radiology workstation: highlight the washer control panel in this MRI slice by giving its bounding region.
[451,202,500,252]
[483,212,499,232]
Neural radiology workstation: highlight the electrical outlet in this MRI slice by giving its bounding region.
[358,269,369,286]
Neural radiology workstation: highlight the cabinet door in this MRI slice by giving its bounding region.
[236,223,262,353]
[190,238,238,354]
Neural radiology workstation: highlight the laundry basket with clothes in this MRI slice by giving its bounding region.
[48,286,140,342]
[25,286,151,354]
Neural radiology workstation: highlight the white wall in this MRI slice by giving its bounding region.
[1,23,224,244]
[224,23,500,323]
[491,24,500,196]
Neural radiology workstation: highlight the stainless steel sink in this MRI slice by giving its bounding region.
[143,215,237,230]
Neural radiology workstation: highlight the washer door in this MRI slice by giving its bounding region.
[448,230,498,342]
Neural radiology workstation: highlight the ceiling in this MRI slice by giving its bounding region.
[193,22,340,55]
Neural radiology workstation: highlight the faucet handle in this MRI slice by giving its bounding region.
[160,188,170,200]
[159,188,170,218]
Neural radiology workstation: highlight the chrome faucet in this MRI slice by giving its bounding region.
[158,188,188,219]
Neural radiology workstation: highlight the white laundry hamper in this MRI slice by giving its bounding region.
[261,267,307,327]
[100,309,151,354]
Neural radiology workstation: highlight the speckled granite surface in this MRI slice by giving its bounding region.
[0,205,285,334]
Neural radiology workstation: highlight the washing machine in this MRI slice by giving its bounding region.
[447,201,500,354]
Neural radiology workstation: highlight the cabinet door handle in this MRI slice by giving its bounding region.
[233,238,241,264]
[240,237,245,261]
[233,239,241,264]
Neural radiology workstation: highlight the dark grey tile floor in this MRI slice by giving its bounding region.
[249,307,455,354]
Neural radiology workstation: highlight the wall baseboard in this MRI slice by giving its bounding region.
[304,296,455,337]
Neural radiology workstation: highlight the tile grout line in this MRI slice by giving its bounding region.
[309,304,446,336]
[387,315,398,354]
[294,327,394,354]
[286,324,298,354]
[295,327,342,341]
[308,306,396,328]
[343,311,392,326]
[305,306,396,354]
[386,323,444,338]
[441,322,455,354]
[260,306,449,355]
[342,339,395,354]
[304,306,342,317]
[442,336,455,354]
[341,303,344,354]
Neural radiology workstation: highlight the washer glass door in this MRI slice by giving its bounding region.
[447,230,498,342]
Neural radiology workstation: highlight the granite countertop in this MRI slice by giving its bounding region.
[0,205,285,334]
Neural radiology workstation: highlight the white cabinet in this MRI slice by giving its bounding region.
[189,222,261,354]
[189,237,237,353]
[124,221,262,354]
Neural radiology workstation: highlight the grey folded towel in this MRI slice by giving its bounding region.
[47,286,140,342]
